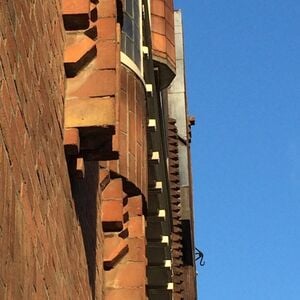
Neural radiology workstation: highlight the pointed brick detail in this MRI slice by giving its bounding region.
[171,233,182,243]
[102,178,123,201]
[171,204,181,212]
[173,226,182,233]
[102,174,146,298]
[102,200,124,232]
[64,35,96,77]
[167,118,185,297]
[104,235,129,269]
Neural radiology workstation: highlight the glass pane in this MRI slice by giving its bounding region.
[126,37,134,60]
[123,13,134,39]
[126,0,133,17]
[134,0,140,19]
[121,0,141,68]
[134,24,140,45]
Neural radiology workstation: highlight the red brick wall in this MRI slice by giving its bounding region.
[0,1,92,298]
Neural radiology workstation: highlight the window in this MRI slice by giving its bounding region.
[121,0,141,68]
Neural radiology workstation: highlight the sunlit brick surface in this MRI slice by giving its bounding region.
[0,1,92,298]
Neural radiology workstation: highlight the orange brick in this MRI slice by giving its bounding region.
[128,237,146,262]
[128,196,143,217]
[64,35,95,63]
[93,40,116,70]
[62,0,90,14]
[104,288,145,300]
[151,0,165,17]
[120,66,128,91]
[66,69,116,98]
[62,0,90,30]
[136,149,142,189]
[166,22,175,45]
[104,262,146,288]
[152,15,166,35]
[64,35,96,77]
[128,216,145,238]
[119,132,128,178]
[102,200,124,228]
[64,128,80,155]
[104,235,128,269]
[136,103,142,144]
[96,18,117,40]
[129,111,136,154]
[128,153,136,185]
[99,0,116,18]
[119,90,128,133]
[102,178,124,201]
[128,72,135,112]
[152,32,167,53]
[165,5,174,25]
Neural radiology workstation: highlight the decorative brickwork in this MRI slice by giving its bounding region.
[168,119,184,299]
[100,169,147,300]
[63,0,121,160]
[0,1,197,299]
[62,1,148,298]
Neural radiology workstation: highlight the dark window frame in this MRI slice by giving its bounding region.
[121,0,141,68]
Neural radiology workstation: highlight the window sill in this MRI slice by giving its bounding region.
[120,52,145,86]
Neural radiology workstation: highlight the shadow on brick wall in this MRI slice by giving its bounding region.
[68,159,99,299]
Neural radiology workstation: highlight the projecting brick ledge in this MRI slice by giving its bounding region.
[62,0,90,30]
[65,97,115,128]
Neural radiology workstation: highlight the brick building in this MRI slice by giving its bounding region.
[0,1,197,299]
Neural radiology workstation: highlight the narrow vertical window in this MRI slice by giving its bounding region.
[121,0,141,68]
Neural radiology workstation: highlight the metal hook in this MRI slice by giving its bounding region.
[195,247,205,266]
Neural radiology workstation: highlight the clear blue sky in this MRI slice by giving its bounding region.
[175,1,300,299]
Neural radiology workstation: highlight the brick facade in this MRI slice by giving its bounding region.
[1,1,197,299]
[0,1,92,298]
